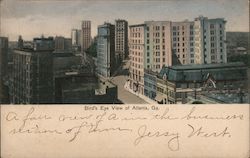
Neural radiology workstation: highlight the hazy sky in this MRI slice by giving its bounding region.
[1,0,249,41]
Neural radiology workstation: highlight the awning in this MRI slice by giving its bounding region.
[155,93,165,102]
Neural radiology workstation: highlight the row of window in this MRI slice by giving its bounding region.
[173,31,194,36]
[173,25,193,31]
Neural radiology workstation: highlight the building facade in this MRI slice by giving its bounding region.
[0,37,8,80]
[129,24,145,94]
[10,37,54,104]
[144,21,172,72]
[115,19,128,61]
[194,16,227,64]
[0,37,9,103]
[172,21,195,65]
[54,36,72,52]
[81,21,92,52]
[97,23,115,78]
[71,29,81,45]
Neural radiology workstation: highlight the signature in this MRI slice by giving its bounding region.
[134,125,180,151]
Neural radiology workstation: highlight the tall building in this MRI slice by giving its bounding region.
[10,37,54,104]
[172,21,195,65]
[97,23,115,78]
[71,29,81,45]
[194,16,227,64]
[81,21,91,52]
[129,24,145,94]
[71,29,82,51]
[115,19,128,61]
[144,21,172,72]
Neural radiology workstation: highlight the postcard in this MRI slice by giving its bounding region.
[0,0,249,157]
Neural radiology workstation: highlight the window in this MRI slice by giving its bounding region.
[183,54,185,58]
[147,26,149,31]
[190,54,194,57]
[163,51,165,55]
[182,43,185,47]
[147,33,149,38]
[173,26,176,31]
[163,58,165,62]
[210,30,215,35]
[173,32,176,36]
[162,45,165,49]
[210,24,214,29]
[147,46,150,50]
[147,58,150,63]
[147,39,149,44]
[173,43,176,47]
[190,48,194,52]
[147,52,150,56]
[211,43,215,47]
[220,42,223,47]
[162,26,165,30]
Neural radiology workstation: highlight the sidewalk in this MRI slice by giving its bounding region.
[123,81,158,105]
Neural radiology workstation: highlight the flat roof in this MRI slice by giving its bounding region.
[129,24,145,28]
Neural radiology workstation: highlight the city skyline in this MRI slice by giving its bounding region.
[1,0,249,41]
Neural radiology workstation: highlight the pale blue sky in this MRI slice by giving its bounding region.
[1,0,249,41]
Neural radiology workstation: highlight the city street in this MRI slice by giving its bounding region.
[110,60,147,104]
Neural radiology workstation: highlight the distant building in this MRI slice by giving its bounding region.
[10,37,54,104]
[71,29,82,51]
[115,19,128,61]
[129,24,145,94]
[144,62,248,104]
[81,21,91,52]
[54,36,72,52]
[33,36,54,51]
[194,16,227,64]
[17,35,23,49]
[97,23,115,78]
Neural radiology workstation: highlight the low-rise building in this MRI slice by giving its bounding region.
[144,62,248,104]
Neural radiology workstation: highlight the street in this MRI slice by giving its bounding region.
[110,60,147,104]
